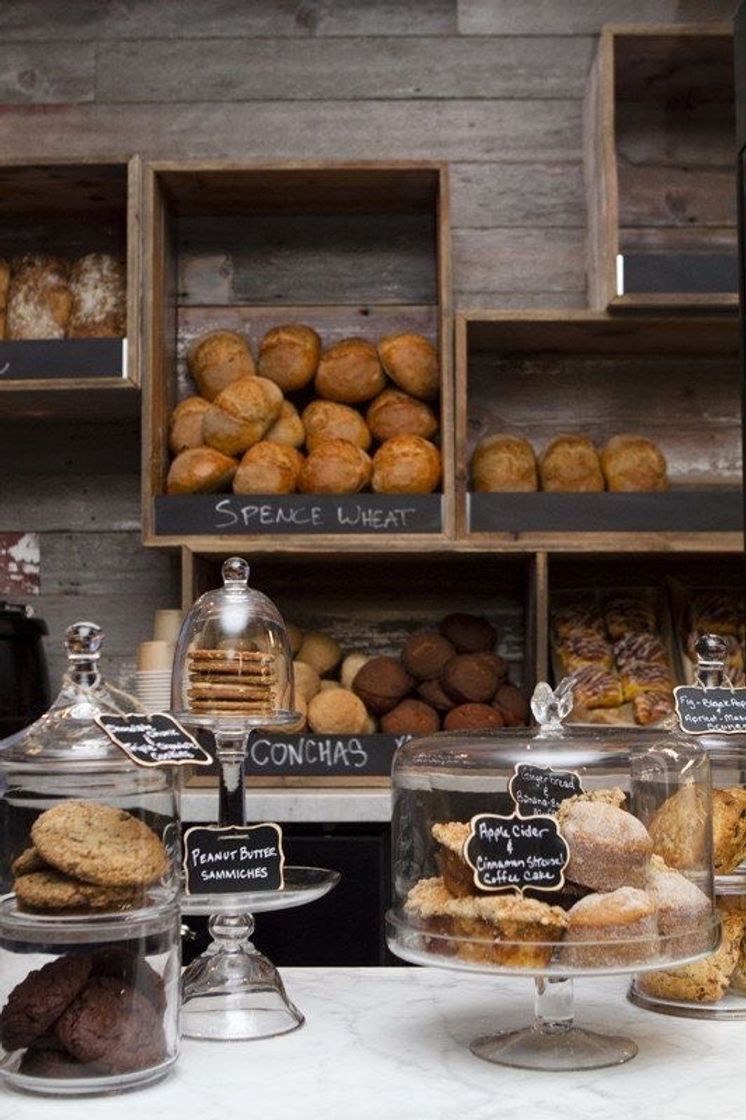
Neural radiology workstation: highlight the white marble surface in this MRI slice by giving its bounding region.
[2,967,742,1120]
[182,787,391,823]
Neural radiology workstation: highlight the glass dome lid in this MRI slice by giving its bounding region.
[0,621,139,768]
[171,557,296,729]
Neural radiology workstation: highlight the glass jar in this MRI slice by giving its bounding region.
[0,622,180,909]
[0,898,180,1095]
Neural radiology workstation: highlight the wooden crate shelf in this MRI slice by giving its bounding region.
[0,158,140,419]
[585,23,737,313]
[457,309,743,554]
[142,160,452,550]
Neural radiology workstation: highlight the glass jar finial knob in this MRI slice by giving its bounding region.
[222,557,250,588]
[65,621,103,660]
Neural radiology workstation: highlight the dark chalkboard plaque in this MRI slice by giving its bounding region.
[154,493,443,536]
[243,731,409,779]
[96,713,214,767]
[0,338,126,381]
[674,686,746,734]
[509,764,583,817]
[619,252,738,296]
[183,823,284,894]
[464,812,569,895]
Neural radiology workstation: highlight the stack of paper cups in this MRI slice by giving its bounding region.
[135,640,174,713]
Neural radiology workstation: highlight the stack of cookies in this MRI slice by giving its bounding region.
[186,647,279,717]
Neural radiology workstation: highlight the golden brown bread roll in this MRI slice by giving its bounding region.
[166,447,238,494]
[600,435,669,492]
[314,338,386,404]
[233,441,304,495]
[472,434,538,492]
[366,388,438,443]
[264,400,305,448]
[297,632,342,677]
[540,435,604,492]
[168,396,210,455]
[293,660,321,703]
[298,438,372,494]
[257,323,321,392]
[302,400,372,452]
[377,332,439,401]
[6,255,71,339]
[307,688,368,735]
[203,376,283,456]
[67,253,126,338]
[188,330,256,401]
[371,435,442,494]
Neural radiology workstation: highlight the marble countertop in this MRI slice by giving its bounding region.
[182,786,391,823]
[2,966,740,1120]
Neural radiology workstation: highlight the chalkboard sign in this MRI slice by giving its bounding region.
[243,731,410,778]
[674,686,746,735]
[619,252,737,296]
[154,493,443,536]
[509,764,583,816]
[0,338,126,381]
[464,812,569,895]
[96,713,214,767]
[183,823,284,895]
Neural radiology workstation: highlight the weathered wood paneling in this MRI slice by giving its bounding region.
[451,162,585,228]
[0,42,94,103]
[454,229,585,294]
[458,0,737,35]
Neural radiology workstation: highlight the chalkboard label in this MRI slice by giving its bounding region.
[183,823,284,895]
[464,812,569,895]
[674,686,746,734]
[96,713,214,767]
[154,494,443,536]
[509,764,583,817]
[619,252,737,296]
[0,338,126,381]
[243,731,410,778]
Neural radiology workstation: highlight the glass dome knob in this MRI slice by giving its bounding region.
[694,633,727,666]
[531,677,574,730]
[65,621,104,660]
[222,557,250,589]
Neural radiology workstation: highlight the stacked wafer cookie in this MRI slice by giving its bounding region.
[187,648,279,715]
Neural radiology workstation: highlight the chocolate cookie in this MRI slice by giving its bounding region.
[15,870,141,914]
[56,976,167,1075]
[0,954,92,1052]
[441,652,508,704]
[31,802,168,889]
[439,613,497,654]
[90,947,166,1014]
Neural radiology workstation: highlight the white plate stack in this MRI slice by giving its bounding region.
[135,610,183,713]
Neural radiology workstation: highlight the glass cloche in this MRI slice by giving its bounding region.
[0,622,180,909]
[386,681,718,1070]
[171,557,296,729]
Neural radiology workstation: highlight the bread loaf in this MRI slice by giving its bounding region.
[67,253,126,338]
[6,255,71,339]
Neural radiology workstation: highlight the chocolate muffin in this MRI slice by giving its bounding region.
[417,678,456,712]
[402,631,455,681]
[439,613,497,654]
[492,682,530,727]
[441,652,508,704]
[444,704,505,731]
[380,699,440,735]
[352,656,413,715]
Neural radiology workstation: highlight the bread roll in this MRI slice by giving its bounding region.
[366,388,438,443]
[257,323,320,392]
[601,435,668,492]
[315,338,386,404]
[472,434,538,492]
[307,689,368,735]
[67,253,126,338]
[168,396,210,455]
[293,660,321,703]
[302,400,372,452]
[264,400,305,449]
[297,632,342,677]
[166,447,237,494]
[372,435,441,494]
[6,255,71,339]
[287,622,304,657]
[188,330,256,401]
[233,441,304,495]
[203,376,283,457]
[298,439,372,494]
[341,653,372,690]
[377,332,439,401]
[0,259,9,338]
[540,435,604,493]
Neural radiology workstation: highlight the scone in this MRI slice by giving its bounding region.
[563,887,658,968]
[636,906,743,1003]
[557,800,653,891]
[648,785,710,871]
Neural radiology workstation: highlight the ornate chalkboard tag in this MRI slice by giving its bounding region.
[464,812,569,895]
[509,763,583,816]
[674,686,746,735]
[96,713,213,767]
[183,823,285,895]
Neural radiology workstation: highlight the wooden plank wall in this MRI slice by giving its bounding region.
[0,0,736,687]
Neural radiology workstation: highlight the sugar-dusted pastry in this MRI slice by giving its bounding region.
[297,438,372,494]
[6,254,71,339]
[340,652,372,691]
[557,800,653,891]
[570,666,624,710]
[604,597,657,641]
[203,376,283,456]
[257,323,320,392]
[377,332,439,401]
[637,903,742,1003]
[168,396,210,455]
[166,447,237,494]
[556,633,614,673]
[471,434,538,493]
[601,435,668,492]
[563,887,658,968]
[371,435,442,494]
[315,338,386,404]
[405,876,568,968]
[233,442,304,495]
[431,821,474,898]
[559,787,627,813]
[188,330,255,401]
[645,854,711,952]
[712,787,746,874]
[366,388,438,443]
[539,435,604,492]
[648,785,709,871]
[302,400,372,452]
[417,678,456,712]
[67,253,126,338]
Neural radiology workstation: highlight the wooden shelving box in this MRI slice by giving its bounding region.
[585,23,737,312]
[456,310,743,553]
[0,158,140,419]
[142,161,452,551]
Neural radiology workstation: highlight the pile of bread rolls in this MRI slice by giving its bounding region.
[286,613,528,736]
[472,433,668,493]
[167,326,442,496]
[0,254,126,339]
